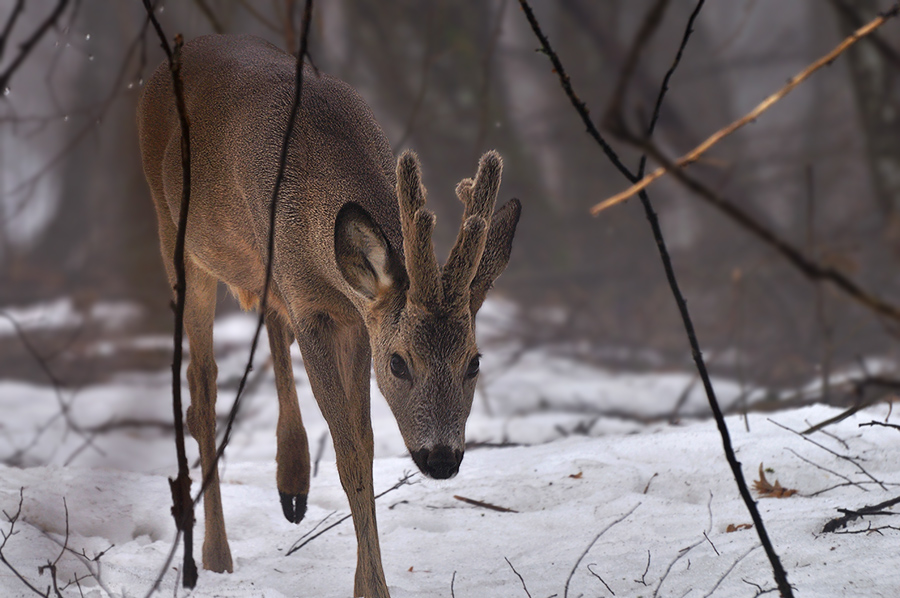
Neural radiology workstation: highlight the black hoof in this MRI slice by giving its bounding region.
[280,492,308,524]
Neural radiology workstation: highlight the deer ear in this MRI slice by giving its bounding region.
[469,198,521,314]
[335,203,402,301]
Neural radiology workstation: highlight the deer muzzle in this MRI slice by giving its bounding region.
[411,445,464,479]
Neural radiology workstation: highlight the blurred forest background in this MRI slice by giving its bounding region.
[3,0,900,401]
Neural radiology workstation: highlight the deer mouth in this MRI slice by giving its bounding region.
[411,445,464,479]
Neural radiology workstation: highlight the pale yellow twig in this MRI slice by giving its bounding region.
[591,5,899,215]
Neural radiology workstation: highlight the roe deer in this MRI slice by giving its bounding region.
[137,34,520,597]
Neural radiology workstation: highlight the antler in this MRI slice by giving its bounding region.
[396,150,503,312]
[397,151,442,307]
[442,151,502,309]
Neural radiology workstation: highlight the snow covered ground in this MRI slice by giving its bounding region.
[2,305,899,597]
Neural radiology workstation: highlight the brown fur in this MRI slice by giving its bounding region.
[138,34,520,597]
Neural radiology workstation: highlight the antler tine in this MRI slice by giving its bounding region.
[468,151,502,220]
[442,151,502,309]
[442,215,487,308]
[397,150,442,307]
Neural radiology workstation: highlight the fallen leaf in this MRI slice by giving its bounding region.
[726,523,753,533]
[569,472,583,479]
[753,463,798,498]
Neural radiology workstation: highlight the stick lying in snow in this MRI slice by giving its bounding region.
[453,495,518,513]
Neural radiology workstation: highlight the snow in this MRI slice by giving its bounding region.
[2,310,899,597]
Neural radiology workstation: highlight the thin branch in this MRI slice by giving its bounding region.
[770,419,887,491]
[139,0,198,587]
[200,0,315,507]
[654,541,701,598]
[394,2,438,150]
[563,503,640,598]
[0,0,25,60]
[236,0,281,33]
[702,544,762,598]
[823,493,900,532]
[193,0,225,33]
[472,0,509,158]
[785,448,866,493]
[828,0,900,67]
[593,4,900,212]
[613,139,900,324]
[604,0,671,128]
[517,1,793,595]
[0,0,71,93]
[453,495,518,513]
[0,311,102,462]
[285,473,416,556]
[504,557,533,598]
[586,563,615,596]
[0,489,51,596]
[860,420,900,432]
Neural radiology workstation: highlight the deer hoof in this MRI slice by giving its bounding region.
[280,492,307,523]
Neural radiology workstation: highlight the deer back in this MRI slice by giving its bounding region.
[137,34,403,318]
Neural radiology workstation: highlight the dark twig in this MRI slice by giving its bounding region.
[473,0,508,159]
[637,549,651,585]
[0,0,25,60]
[770,419,886,491]
[0,489,51,596]
[394,2,437,149]
[563,503,640,598]
[0,0,71,93]
[786,448,866,493]
[823,493,900,532]
[860,420,900,432]
[604,0,671,129]
[654,542,701,598]
[517,1,793,595]
[193,0,225,33]
[587,563,615,595]
[453,495,518,513]
[139,1,198,588]
[0,311,101,462]
[504,557,533,598]
[803,375,900,433]
[236,0,281,33]
[617,139,900,324]
[595,4,900,210]
[702,545,762,598]
[285,472,416,556]
[451,570,457,598]
[828,0,900,67]
[205,0,315,502]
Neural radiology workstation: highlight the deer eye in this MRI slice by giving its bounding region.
[390,354,411,380]
[465,355,481,379]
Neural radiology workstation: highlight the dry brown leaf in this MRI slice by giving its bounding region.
[753,463,798,498]
[569,472,583,479]
[726,523,753,533]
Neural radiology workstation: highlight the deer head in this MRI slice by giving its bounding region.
[335,150,520,479]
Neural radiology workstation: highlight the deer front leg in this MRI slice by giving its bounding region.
[296,313,389,598]
[264,309,311,523]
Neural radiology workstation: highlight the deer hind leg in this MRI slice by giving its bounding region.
[151,183,233,573]
[264,309,311,523]
[181,262,234,574]
[295,313,389,598]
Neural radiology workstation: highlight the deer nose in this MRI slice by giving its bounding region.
[411,445,464,479]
